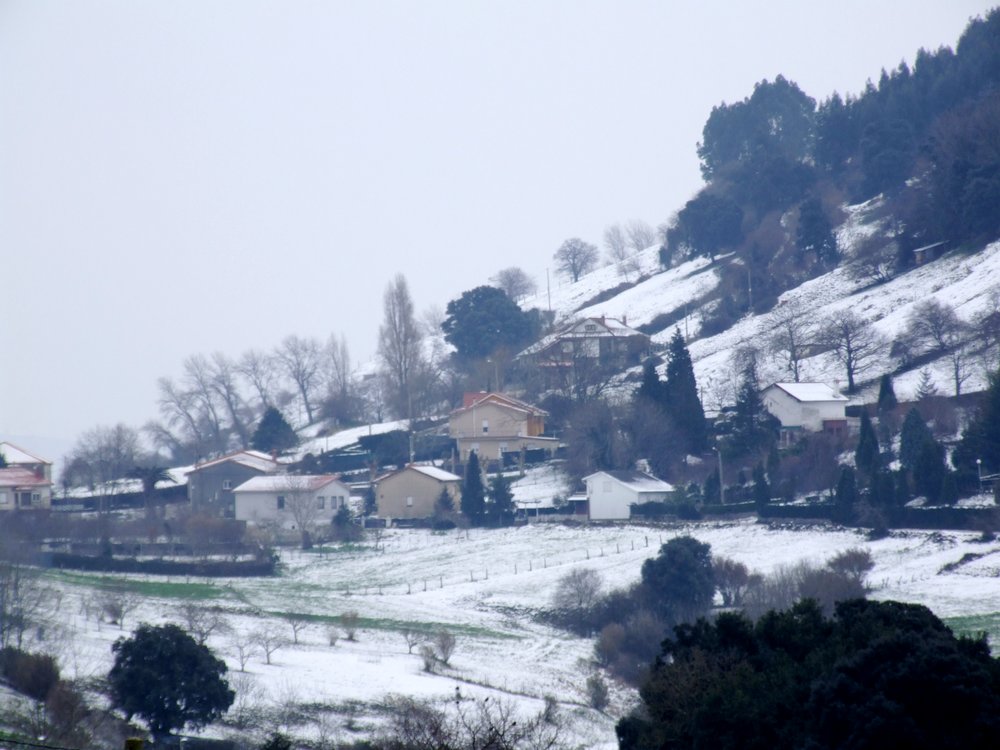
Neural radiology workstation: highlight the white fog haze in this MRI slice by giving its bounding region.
[0,0,992,444]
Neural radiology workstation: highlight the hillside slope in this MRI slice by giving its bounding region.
[524,203,1000,408]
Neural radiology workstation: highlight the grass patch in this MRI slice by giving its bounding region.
[261,610,518,640]
[304,542,371,555]
[944,612,1000,649]
[46,570,227,600]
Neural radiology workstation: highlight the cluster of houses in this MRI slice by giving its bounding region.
[177,379,851,528]
[4,316,852,528]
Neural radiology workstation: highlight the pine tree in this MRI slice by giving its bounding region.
[729,358,776,457]
[854,409,880,476]
[796,196,838,267]
[663,330,707,454]
[251,407,298,453]
[461,451,486,525]
[913,437,946,503]
[915,368,938,401]
[954,370,1000,474]
[752,463,770,511]
[637,359,666,404]
[487,473,515,526]
[834,466,856,523]
[899,408,933,471]
[876,373,898,414]
[434,486,455,516]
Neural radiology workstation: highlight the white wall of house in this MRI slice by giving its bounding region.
[234,482,349,528]
[585,474,637,521]
[762,387,846,431]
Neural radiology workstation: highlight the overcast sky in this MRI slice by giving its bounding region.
[1,0,993,460]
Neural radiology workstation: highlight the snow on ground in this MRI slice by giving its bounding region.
[662,240,1000,407]
[30,518,1000,747]
[572,256,718,332]
[293,419,410,461]
[520,245,668,323]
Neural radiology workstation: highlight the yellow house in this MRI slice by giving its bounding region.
[376,464,461,522]
[448,392,558,462]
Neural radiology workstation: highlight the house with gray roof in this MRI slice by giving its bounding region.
[761,382,849,445]
[375,464,461,523]
[186,449,281,517]
[583,469,675,521]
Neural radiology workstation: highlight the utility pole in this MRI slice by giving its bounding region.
[718,447,725,504]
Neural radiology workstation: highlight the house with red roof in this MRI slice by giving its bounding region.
[0,442,54,510]
[233,474,352,528]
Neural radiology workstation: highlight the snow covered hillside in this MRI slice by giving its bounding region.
[37,520,1000,747]
[520,205,1000,408]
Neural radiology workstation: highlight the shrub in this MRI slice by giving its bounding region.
[0,646,60,701]
[586,675,610,711]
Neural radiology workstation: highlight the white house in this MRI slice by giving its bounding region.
[583,470,675,521]
[233,474,351,529]
[761,382,849,445]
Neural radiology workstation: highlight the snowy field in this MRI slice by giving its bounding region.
[30,517,1000,747]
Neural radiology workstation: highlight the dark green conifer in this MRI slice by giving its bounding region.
[664,330,707,454]
[461,451,486,524]
[855,409,880,476]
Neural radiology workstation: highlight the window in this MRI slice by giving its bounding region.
[277,495,285,509]
[0,492,7,505]
[317,496,325,509]
[31,493,40,504]
[482,419,489,434]
[222,479,233,490]
[406,496,414,507]
[585,323,597,332]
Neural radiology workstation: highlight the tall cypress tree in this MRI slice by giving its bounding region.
[729,358,776,457]
[461,451,486,525]
[855,409,880,476]
[834,466,857,523]
[876,374,898,414]
[752,463,771,511]
[664,330,707,454]
[899,408,933,471]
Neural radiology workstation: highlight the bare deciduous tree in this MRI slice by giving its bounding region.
[227,672,266,731]
[713,557,761,608]
[378,274,424,420]
[237,349,278,411]
[603,224,628,264]
[285,613,310,644]
[253,624,288,665]
[209,352,252,449]
[341,610,360,641]
[155,376,211,459]
[906,299,968,354]
[0,557,51,649]
[625,219,656,253]
[282,475,322,549]
[554,237,599,283]
[433,630,456,665]
[275,335,323,425]
[322,334,353,417]
[490,267,537,302]
[819,310,885,392]
[767,300,816,382]
[179,603,230,645]
[402,628,424,654]
[229,631,256,671]
[552,568,603,612]
[98,586,141,630]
